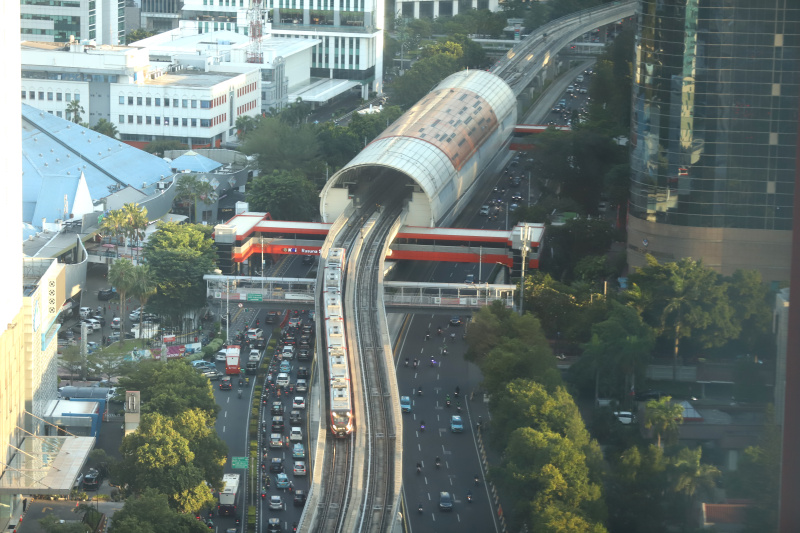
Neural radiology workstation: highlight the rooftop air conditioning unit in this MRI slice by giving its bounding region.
[157,182,167,190]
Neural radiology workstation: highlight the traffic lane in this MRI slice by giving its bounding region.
[398,315,496,533]
[211,380,250,530]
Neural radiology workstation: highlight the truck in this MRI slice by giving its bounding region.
[225,345,241,375]
[217,473,240,516]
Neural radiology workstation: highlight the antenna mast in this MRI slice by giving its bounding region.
[246,0,265,64]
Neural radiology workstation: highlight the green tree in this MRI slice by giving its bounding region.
[174,409,228,489]
[389,53,461,107]
[174,175,219,223]
[66,100,85,123]
[126,28,156,44]
[606,445,669,532]
[129,265,156,325]
[315,121,362,169]
[142,223,216,321]
[120,203,149,253]
[109,488,209,533]
[100,209,127,255]
[91,118,119,139]
[116,412,214,513]
[643,396,684,448]
[60,344,85,384]
[279,97,313,126]
[241,117,320,175]
[670,446,720,527]
[39,515,90,533]
[629,255,739,379]
[246,169,319,221]
[143,140,187,157]
[235,114,260,141]
[724,269,773,354]
[117,360,219,418]
[88,343,130,382]
[539,219,615,283]
[108,259,137,334]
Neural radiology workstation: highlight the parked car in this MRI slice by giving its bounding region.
[97,288,117,301]
[111,317,121,330]
[82,468,102,491]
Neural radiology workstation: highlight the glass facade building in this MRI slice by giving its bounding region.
[628,0,800,280]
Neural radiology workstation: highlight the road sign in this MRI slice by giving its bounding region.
[247,294,263,302]
[232,456,248,469]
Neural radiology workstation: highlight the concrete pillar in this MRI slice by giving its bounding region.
[452,0,458,15]
[413,1,419,18]
[433,0,439,18]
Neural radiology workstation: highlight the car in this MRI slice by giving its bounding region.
[191,359,214,369]
[511,176,521,187]
[269,495,283,510]
[202,370,223,381]
[287,316,302,328]
[400,396,411,413]
[302,255,314,265]
[279,360,292,374]
[293,489,307,507]
[129,308,141,322]
[110,317,121,330]
[464,274,475,284]
[270,457,284,472]
[82,468,101,491]
[97,288,118,300]
[614,411,636,425]
[302,323,313,334]
[215,350,227,362]
[576,74,584,83]
[580,87,588,94]
[439,491,454,511]
[271,401,283,415]
[558,99,567,109]
[289,426,302,441]
[293,443,306,459]
[271,416,285,433]
[275,473,290,489]
[219,377,232,390]
[281,345,295,359]
[509,203,519,212]
[276,373,290,387]
[247,328,264,339]
[265,311,280,324]
[84,318,102,331]
[79,306,92,319]
[249,349,261,360]
[636,390,666,402]
[58,328,74,340]
[289,410,302,424]
[293,397,306,410]
[298,348,310,360]
[449,315,461,326]
[511,192,523,202]
[450,415,464,432]
[267,517,282,532]
[91,315,106,326]
[269,433,283,448]
[293,461,307,476]
[479,205,490,216]
[295,379,307,393]
[297,366,309,379]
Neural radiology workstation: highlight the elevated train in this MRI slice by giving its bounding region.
[323,248,354,436]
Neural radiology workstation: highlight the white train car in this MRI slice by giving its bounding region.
[323,248,353,437]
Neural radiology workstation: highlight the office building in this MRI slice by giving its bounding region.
[394,0,497,19]
[21,39,262,149]
[21,0,126,45]
[140,0,182,31]
[628,0,800,283]
[180,0,383,100]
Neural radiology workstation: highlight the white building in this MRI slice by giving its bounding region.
[180,0,383,100]
[21,39,262,149]
[394,0,497,19]
[21,0,126,46]
[133,28,318,112]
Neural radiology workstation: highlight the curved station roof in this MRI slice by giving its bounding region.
[321,70,516,226]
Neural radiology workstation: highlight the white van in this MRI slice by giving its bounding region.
[79,307,92,319]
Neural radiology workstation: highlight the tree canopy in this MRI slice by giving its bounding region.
[241,117,320,176]
[108,488,209,533]
[246,169,319,221]
[141,222,216,320]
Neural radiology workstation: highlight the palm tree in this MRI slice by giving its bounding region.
[195,179,219,222]
[100,209,127,256]
[120,203,149,258]
[109,259,136,336]
[130,265,157,343]
[66,100,85,123]
[175,175,218,222]
[644,396,684,448]
[91,118,119,139]
[671,447,721,527]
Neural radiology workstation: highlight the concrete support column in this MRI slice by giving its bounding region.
[413,1,419,18]
[433,0,439,18]
[452,0,458,15]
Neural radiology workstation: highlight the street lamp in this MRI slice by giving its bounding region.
[214,269,229,343]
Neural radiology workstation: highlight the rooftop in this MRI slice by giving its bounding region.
[143,69,248,88]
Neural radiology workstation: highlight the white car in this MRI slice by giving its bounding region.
[289,426,302,442]
[215,350,227,362]
[269,495,283,510]
[110,317,121,330]
[85,318,101,331]
[479,205,490,216]
[293,397,306,410]
[614,411,635,425]
[276,373,290,387]
[247,328,264,339]
[293,461,307,476]
[129,308,141,321]
[79,307,92,319]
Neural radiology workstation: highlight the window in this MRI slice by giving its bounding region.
[39,92,44,100]
[201,100,211,109]
[119,95,124,104]
[173,117,179,126]
[65,93,71,101]
[191,99,197,108]
[164,98,170,107]
[47,92,53,101]
[146,97,151,106]
[201,119,211,127]
[182,99,188,108]
[29,91,34,99]
[155,97,161,106]
[182,118,188,126]
[173,99,179,107]
[21,90,25,99]
[56,111,62,117]
[137,97,142,105]
[155,116,161,125]
[146,116,151,124]
[119,115,124,122]
[137,115,142,124]
[128,96,134,105]
[56,93,62,101]
[191,118,197,127]
[128,115,134,123]
[74,94,80,101]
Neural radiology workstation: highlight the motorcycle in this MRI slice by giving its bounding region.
[404,358,409,367]
[420,422,426,432]
[430,358,437,367]
[437,327,442,336]
[418,504,423,514]
[446,399,451,408]
[417,387,423,396]
[467,491,473,503]
[454,386,460,398]
[435,458,441,469]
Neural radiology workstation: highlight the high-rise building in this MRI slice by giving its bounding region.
[21,0,126,45]
[628,0,800,284]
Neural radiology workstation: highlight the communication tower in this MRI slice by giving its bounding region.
[246,0,264,64]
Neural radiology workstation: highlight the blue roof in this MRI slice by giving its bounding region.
[22,104,173,227]
[170,150,223,173]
